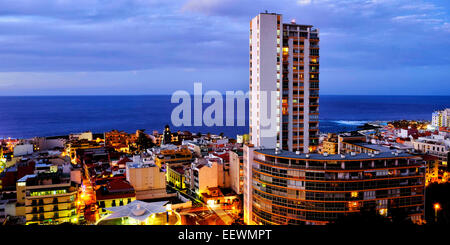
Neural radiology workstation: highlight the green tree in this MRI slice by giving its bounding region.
[136,130,154,153]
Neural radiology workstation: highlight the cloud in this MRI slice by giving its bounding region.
[0,81,12,87]
[297,0,312,5]
[392,14,443,24]
[0,0,448,95]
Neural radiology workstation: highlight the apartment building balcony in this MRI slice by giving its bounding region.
[292,59,305,64]
[310,75,319,81]
[310,34,319,40]
[27,204,76,215]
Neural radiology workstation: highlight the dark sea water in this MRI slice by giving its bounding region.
[0,95,449,139]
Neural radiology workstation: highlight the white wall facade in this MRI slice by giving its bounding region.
[250,13,281,149]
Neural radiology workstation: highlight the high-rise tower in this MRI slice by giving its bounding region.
[249,12,320,153]
[244,13,425,226]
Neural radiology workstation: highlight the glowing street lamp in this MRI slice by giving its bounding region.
[434,203,441,223]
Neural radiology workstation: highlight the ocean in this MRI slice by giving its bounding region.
[0,95,449,139]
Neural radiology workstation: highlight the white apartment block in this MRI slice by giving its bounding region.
[432,109,450,127]
[249,12,320,153]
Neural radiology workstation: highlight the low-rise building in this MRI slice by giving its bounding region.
[154,147,192,169]
[16,172,78,225]
[412,135,449,162]
[190,155,224,197]
[432,109,450,128]
[167,166,186,190]
[321,133,338,154]
[126,156,170,200]
[96,179,136,217]
[229,150,244,195]
[13,144,34,157]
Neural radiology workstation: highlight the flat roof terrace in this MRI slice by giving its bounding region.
[254,149,413,161]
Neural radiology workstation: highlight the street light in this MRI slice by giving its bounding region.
[434,203,441,223]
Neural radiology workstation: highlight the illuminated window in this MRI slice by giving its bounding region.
[351,191,358,198]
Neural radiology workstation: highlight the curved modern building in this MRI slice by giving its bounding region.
[244,146,425,225]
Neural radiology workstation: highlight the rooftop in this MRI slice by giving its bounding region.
[255,149,412,161]
[350,142,391,152]
[101,200,167,222]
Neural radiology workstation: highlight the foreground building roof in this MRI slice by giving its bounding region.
[103,200,167,222]
[255,148,412,161]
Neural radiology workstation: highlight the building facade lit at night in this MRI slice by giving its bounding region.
[244,147,426,225]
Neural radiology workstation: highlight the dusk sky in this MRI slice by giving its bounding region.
[0,0,449,96]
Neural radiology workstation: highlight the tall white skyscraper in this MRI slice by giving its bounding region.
[249,12,320,153]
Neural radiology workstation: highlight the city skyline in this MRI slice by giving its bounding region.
[0,0,449,96]
[0,4,449,229]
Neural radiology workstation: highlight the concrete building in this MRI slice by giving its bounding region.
[249,12,320,153]
[33,137,66,151]
[412,135,449,162]
[243,146,425,225]
[126,156,171,200]
[69,131,93,141]
[321,133,338,154]
[96,179,136,218]
[16,173,78,225]
[189,154,230,197]
[432,109,450,127]
[229,150,244,195]
[167,166,187,190]
[13,144,34,157]
[245,14,426,224]
[154,147,192,170]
